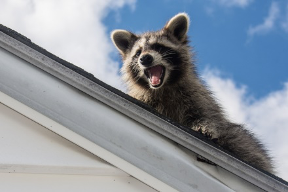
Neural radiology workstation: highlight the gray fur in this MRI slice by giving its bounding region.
[111,13,274,173]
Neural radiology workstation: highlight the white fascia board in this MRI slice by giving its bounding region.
[0,30,287,192]
[0,102,127,177]
[0,89,175,192]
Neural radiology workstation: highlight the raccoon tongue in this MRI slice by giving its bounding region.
[148,66,162,85]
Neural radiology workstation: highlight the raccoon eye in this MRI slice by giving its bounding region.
[153,44,162,51]
[151,43,168,53]
[135,50,142,57]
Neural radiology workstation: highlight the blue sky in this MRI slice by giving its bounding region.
[1,0,288,181]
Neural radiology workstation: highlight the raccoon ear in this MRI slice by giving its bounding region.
[164,13,190,42]
[111,30,137,54]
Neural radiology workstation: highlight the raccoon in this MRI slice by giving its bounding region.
[111,13,274,173]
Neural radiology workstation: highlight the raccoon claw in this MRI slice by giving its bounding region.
[194,126,219,141]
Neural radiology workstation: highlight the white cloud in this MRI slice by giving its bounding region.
[216,0,253,8]
[203,68,288,181]
[0,0,136,90]
[203,69,249,123]
[247,2,280,38]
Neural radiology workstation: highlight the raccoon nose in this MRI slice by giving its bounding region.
[140,54,153,66]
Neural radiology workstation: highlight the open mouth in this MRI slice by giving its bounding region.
[144,65,165,88]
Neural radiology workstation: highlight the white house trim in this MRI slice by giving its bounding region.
[0,91,176,192]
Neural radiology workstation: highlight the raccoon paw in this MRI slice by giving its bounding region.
[193,125,219,141]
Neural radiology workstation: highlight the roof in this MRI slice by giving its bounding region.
[0,24,288,192]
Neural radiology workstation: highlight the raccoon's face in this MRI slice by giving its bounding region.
[111,13,190,90]
[132,40,168,89]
